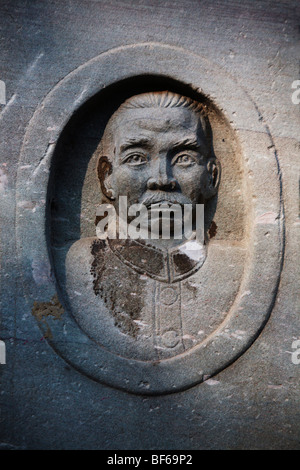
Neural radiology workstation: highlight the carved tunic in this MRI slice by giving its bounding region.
[61,237,245,361]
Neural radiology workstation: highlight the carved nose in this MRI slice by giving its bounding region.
[147,158,177,190]
[147,176,176,191]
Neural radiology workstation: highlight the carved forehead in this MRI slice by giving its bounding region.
[115,107,201,140]
[101,105,208,155]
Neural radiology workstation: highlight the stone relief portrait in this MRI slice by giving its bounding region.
[6,1,292,449]
[17,44,283,396]
[53,90,246,361]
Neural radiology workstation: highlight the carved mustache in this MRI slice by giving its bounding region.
[140,192,192,208]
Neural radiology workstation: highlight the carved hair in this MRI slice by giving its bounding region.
[121,91,204,112]
[120,91,211,143]
[99,91,212,158]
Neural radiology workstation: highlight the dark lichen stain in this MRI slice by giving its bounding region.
[173,252,195,275]
[90,239,143,338]
[97,156,114,199]
[184,280,198,297]
[32,294,64,339]
[118,239,164,277]
[209,220,217,238]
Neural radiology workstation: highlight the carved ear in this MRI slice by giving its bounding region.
[97,156,116,200]
[206,159,221,198]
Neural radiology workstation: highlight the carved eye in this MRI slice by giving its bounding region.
[124,154,148,166]
[173,154,197,167]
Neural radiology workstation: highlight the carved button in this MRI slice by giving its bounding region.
[161,331,180,348]
[160,287,178,305]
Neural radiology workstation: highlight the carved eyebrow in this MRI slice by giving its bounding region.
[120,138,152,153]
[171,138,202,151]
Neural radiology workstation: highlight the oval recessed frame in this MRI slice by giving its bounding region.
[16,43,284,395]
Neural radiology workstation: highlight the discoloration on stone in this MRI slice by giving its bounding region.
[90,239,143,338]
[17,199,46,212]
[173,252,195,275]
[31,259,51,285]
[32,295,64,339]
[97,155,113,200]
[209,220,217,238]
[256,212,278,224]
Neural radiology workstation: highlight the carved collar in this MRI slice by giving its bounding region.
[108,237,206,283]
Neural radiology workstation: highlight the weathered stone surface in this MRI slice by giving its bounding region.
[0,0,299,449]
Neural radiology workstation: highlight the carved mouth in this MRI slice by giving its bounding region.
[141,191,192,209]
[144,200,186,210]
[147,202,181,226]
[148,201,177,209]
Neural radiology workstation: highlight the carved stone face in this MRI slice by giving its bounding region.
[99,99,220,239]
